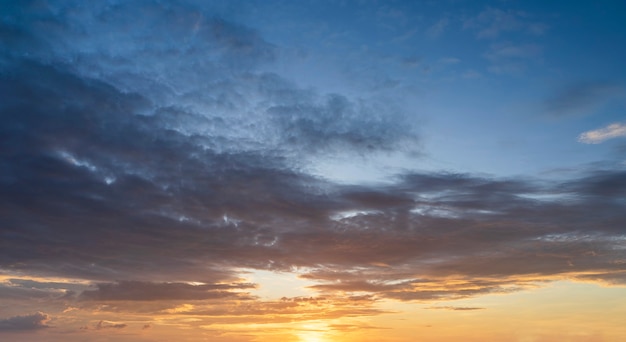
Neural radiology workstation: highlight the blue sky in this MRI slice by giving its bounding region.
[239,0,626,179]
[1,1,626,340]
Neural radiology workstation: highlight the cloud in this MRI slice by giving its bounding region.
[426,306,486,311]
[1,0,625,315]
[0,279,84,300]
[483,43,541,75]
[573,272,626,286]
[0,4,412,281]
[0,312,50,331]
[0,0,416,157]
[426,18,449,39]
[485,43,541,62]
[3,114,626,300]
[462,70,482,79]
[95,320,127,330]
[464,7,548,39]
[562,170,626,199]
[328,323,388,331]
[267,93,415,152]
[544,82,625,117]
[305,273,539,301]
[80,281,255,301]
[578,123,626,144]
[401,56,421,68]
[170,294,388,323]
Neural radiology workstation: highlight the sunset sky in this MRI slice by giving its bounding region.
[1,1,626,341]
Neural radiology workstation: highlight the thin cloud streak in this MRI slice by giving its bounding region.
[579,123,626,144]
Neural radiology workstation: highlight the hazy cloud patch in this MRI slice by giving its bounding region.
[464,7,548,39]
[544,82,625,117]
[426,18,449,39]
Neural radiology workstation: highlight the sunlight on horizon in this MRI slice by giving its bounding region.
[296,322,331,342]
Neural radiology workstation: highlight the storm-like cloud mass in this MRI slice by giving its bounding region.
[1,0,626,338]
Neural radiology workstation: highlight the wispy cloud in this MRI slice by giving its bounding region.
[485,43,541,62]
[426,306,486,311]
[484,42,542,75]
[426,18,449,39]
[579,123,626,144]
[464,7,548,39]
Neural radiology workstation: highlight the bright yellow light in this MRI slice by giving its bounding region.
[296,322,329,342]
[240,268,319,299]
[297,332,326,342]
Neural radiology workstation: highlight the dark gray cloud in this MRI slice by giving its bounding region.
[0,312,50,331]
[0,279,85,301]
[0,0,414,285]
[80,281,255,301]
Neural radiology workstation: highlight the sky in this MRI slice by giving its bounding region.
[1,0,626,341]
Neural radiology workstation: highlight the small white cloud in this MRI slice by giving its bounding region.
[578,123,626,144]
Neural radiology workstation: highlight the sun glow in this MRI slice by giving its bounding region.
[241,268,319,299]
[296,322,330,342]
